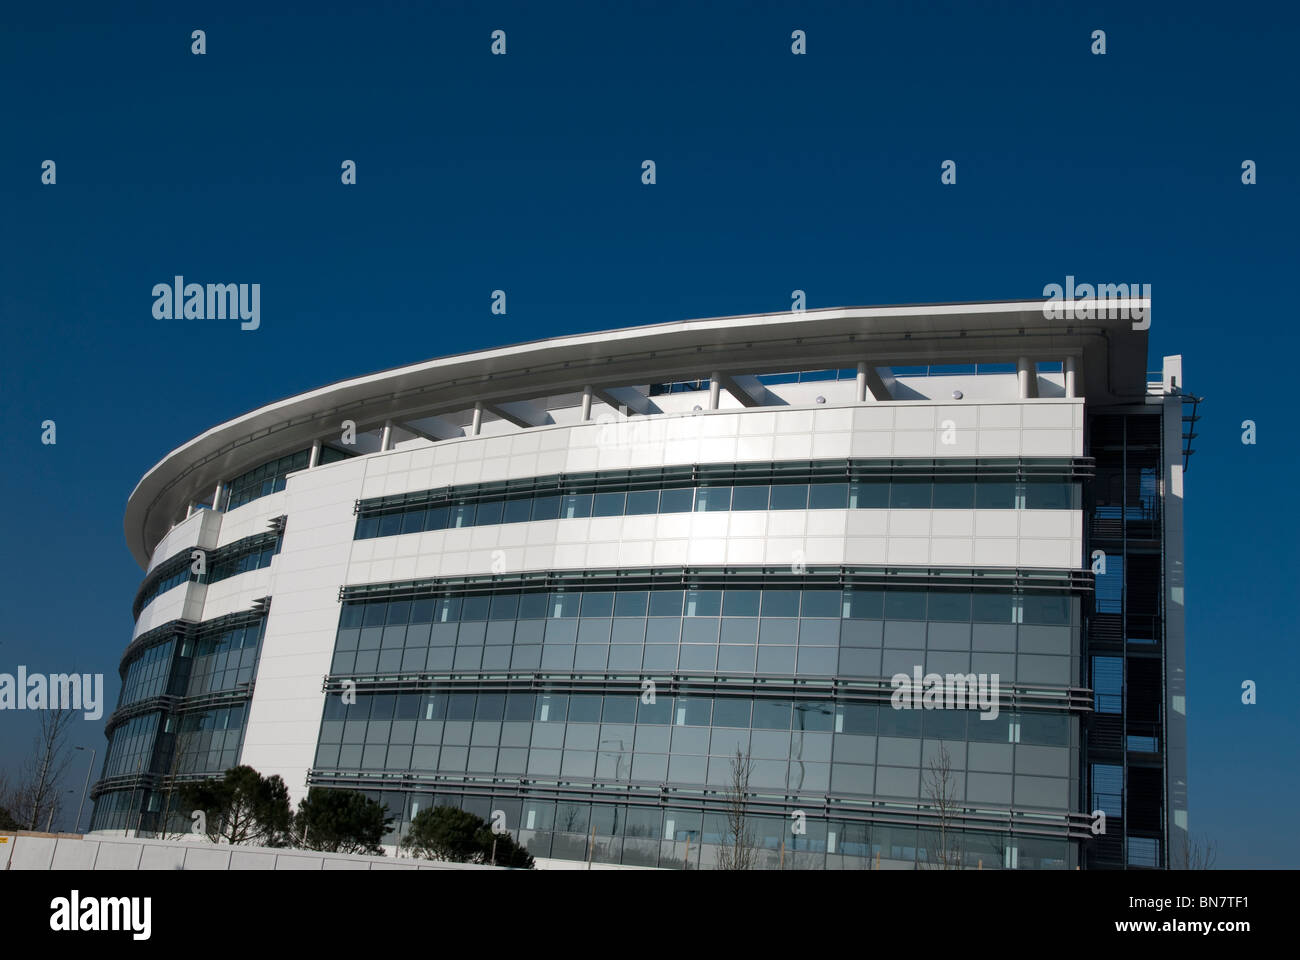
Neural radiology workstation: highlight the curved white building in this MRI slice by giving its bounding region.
[95,300,1191,869]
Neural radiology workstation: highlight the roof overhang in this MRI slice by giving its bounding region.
[124,299,1149,568]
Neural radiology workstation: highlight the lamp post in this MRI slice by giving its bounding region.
[73,746,96,835]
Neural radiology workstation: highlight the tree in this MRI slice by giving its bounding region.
[716,747,758,870]
[923,743,963,870]
[401,806,534,868]
[9,708,77,830]
[178,765,292,846]
[1178,831,1217,870]
[293,788,393,855]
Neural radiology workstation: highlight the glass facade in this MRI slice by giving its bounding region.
[327,583,1079,687]
[133,530,281,621]
[90,613,266,833]
[355,461,1083,541]
[311,572,1084,868]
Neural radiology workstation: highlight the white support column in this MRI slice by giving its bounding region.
[380,420,393,452]
[185,503,195,520]
[855,362,867,403]
[1064,356,1077,398]
[471,402,483,436]
[308,439,321,468]
[581,385,593,422]
[212,481,224,512]
[708,372,721,410]
[1017,357,1032,399]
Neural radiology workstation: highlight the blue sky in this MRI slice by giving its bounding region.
[1,1,1295,865]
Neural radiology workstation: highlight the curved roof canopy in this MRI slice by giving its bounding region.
[124,299,1150,567]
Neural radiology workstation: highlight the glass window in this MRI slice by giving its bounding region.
[461,596,490,621]
[409,598,435,624]
[488,593,519,620]
[932,481,974,509]
[625,490,659,515]
[731,485,770,511]
[658,488,694,513]
[536,695,568,723]
[505,694,535,722]
[560,493,593,519]
[973,591,1014,623]
[614,592,648,618]
[568,694,603,724]
[675,697,712,726]
[580,592,615,618]
[548,593,580,618]
[474,694,506,722]
[976,482,1016,509]
[1024,481,1075,510]
[712,698,752,728]
[762,590,801,618]
[684,590,721,617]
[531,495,562,521]
[1022,594,1071,625]
[809,483,849,509]
[849,481,890,508]
[649,590,684,617]
[835,703,877,735]
[695,487,731,512]
[592,492,626,517]
[502,499,532,524]
[884,590,926,620]
[890,480,931,509]
[770,484,809,510]
[753,699,792,730]
[636,696,672,724]
[400,507,427,534]
[722,589,760,617]
[843,588,883,620]
[601,695,637,723]
[517,592,548,620]
[928,590,971,622]
[475,500,505,525]
[800,590,839,619]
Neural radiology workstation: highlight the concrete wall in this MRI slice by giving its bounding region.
[0,832,495,871]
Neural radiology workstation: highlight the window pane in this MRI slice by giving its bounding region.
[722,589,760,617]
[613,591,648,618]
[625,490,659,515]
[592,492,626,517]
[503,499,532,524]
[931,482,974,509]
[658,488,694,513]
[770,484,809,510]
[976,482,1016,509]
[884,590,926,620]
[890,480,931,509]
[561,494,593,519]
[695,487,732,512]
[809,483,848,509]
[849,481,889,508]
[731,485,770,511]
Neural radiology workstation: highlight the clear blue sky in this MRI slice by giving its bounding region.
[1,1,1294,865]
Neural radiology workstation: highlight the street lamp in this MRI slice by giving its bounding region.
[73,746,97,835]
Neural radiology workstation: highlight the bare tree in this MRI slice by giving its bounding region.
[716,747,758,870]
[1177,831,1217,870]
[9,709,78,831]
[923,742,963,870]
[156,716,203,840]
